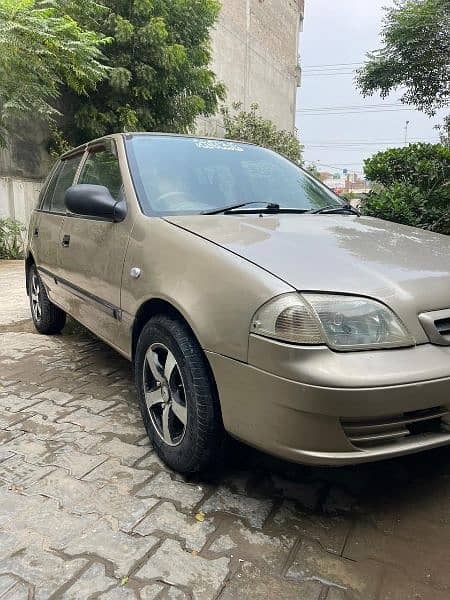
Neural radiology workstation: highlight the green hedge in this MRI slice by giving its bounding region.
[362,143,450,234]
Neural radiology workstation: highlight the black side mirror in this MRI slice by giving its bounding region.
[64,185,127,222]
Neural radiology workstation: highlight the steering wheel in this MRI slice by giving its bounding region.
[154,191,198,211]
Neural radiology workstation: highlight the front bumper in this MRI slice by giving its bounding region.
[206,338,450,465]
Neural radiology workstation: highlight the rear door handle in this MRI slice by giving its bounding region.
[62,234,70,247]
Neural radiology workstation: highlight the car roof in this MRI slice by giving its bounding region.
[60,132,260,160]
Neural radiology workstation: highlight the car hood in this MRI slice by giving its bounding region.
[165,214,450,342]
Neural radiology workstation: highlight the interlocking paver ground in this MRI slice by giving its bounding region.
[1,259,449,599]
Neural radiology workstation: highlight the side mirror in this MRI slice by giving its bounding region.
[64,184,127,222]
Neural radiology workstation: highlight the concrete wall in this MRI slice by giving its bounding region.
[198,0,304,135]
[0,177,43,226]
[0,124,50,226]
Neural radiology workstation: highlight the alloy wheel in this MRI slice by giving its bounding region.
[143,343,188,446]
[31,272,42,322]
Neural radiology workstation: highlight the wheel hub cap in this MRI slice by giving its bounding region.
[161,384,170,403]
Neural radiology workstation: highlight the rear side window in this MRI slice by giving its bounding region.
[40,162,62,211]
[78,143,123,200]
[50,155,82,213]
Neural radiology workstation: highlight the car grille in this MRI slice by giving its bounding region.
[341,406,450,449]
[419,309,450,346]
[435,317,450,337]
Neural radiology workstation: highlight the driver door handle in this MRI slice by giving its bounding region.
[62,234,70,248]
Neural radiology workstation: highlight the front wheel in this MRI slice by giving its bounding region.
[28,265,66,334]
[135,315,225,474]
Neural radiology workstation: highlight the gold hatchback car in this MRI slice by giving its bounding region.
[26,133,450,473]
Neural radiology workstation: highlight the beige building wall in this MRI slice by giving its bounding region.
[198,0,304,135]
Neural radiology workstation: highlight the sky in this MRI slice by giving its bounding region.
[296,0,447,175]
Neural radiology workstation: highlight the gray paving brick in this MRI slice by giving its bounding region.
[136,472,205,510]
[61,563,117,598]
[0,454,54,487]
[208,518,295,569]
[100,585,138,599]
[269,500,351,555]
[59,407,144,439]
[65,394,121,414]
[96,436,150,466]
[29,469,158,532]
[134,502,216,552]
[0,548,86,600]
[200,486,273,528]
[61,519,159,577]
[220,561,322,600]
[286,538,383,600]
[139,584,165,599]
[0,393,42,412]
[136,539,230,600]
[10,413,81,439]
[376,566,450,600]
[344,518,450,592]
[22,399,77,421]
[31,388,74,405]
[83,458,151,491]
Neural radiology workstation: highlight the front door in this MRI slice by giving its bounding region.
[56,139,133,354]
[32,154,84,302]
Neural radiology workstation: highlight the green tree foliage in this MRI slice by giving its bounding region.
[0,0,108,147]
[435,114,450,147]
[222,102,303,164]
[305,163,320,178]
[59,0,225,146]
[362,143,450,234]
[356,0,450,115]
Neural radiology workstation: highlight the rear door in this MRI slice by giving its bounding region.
[56,139,133,353]
[31,153,83,303]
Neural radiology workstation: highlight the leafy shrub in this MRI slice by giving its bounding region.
[362,143,450,234]
[221,102,303,164]
[0,218,26,259]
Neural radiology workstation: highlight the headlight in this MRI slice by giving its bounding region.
[251,293,414,351]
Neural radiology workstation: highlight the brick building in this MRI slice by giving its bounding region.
[198,0,304,135]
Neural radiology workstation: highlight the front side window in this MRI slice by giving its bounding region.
[78,143,123,200]
[50,154,83,213]
[125,135,342,216]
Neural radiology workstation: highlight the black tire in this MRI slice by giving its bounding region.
[28,264,66,334]
[135,315,225,475]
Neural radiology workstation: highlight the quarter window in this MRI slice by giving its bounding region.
[78,144,123,200]
[40,162,62,211]
[50,155,83,213]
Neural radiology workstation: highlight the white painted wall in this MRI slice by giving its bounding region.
[0,177,43,226]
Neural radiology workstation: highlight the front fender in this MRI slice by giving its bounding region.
[121,216,292,362]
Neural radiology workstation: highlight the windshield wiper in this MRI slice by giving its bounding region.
[202,202,281,215]
[203,202,311,215]
[311,203,361,216]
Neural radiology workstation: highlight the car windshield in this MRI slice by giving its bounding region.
[125,135,343,216]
